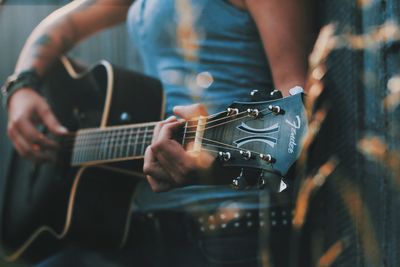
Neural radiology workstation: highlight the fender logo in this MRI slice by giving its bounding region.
[234,122,280,148]
[286,116,301,154]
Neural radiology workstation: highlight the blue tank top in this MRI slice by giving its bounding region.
[127,0,276,211]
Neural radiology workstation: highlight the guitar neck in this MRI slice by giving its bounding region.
[71,122,160,166]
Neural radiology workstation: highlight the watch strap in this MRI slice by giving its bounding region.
[1,70,42,108]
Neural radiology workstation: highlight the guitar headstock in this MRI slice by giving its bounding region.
[189,92,307,191]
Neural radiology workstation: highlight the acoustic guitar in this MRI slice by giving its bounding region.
[0,57,307,262]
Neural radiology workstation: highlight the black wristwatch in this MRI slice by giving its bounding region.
[1,70,42,108]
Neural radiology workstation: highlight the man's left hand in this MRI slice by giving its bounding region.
[143,104,213,192]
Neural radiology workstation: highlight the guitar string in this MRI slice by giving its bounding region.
[58,110,231,140]
[59,109,273,148]
[64,109,241,137]
[71,138,264,165]
[58,105,274,144]
[70,134,269,165]
[58,107,277,166]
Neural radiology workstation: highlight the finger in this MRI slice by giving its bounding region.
[37,103,68,136]
[16,116,58,149]
[152,138,193,185]
[143,146,174,192]
[154,120,184,144]
[9,126,51,162]
[144,146,174,181]
[173,104,208,120]
[8,125,32,159]
[152,116,177,143]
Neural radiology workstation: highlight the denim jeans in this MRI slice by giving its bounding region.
[34,210,291,267]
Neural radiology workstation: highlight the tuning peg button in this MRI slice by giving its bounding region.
[270,90,283,99]
[232,170,248,190]
[258,175,266,189]
[247,109,260,118]
[240,150,252,160]
[260,154,276,164]
[227,108,239,116]
[250,90,259,97]
[268,105,283,115]
[219,151,231,162]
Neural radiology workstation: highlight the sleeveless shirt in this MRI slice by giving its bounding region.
[127,0,274,211]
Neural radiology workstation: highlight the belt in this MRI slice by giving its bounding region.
[193,206,293,237]
[129,205,293,243]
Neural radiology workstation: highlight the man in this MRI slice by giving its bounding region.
[2,0,315,266]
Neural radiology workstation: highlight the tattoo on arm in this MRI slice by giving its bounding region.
[33,34,52,47]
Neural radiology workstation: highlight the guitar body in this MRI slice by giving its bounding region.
[0,57,164,262]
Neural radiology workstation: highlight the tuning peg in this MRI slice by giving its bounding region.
[270,90,283,100]
[232,169,248,190]
[247,108,260,118]
[258,173,266,189]
[250,89,259,97]
[251,89,274,101]
[260,154,276,164]
[240,150,252,160]
[226,108,239,116]
[218,151,231,162]
[268,105,284,115]
[250,89,261,101]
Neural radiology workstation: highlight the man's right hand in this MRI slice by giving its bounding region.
[7,88,68,162]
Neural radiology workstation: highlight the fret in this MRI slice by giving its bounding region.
[78,135,83,162]
[78,133,84,164]
[83,133,90,163]
[127,128,133,157]
[133,127,139,156]
[122,129,127,158]
[119,129,124,158]
[82,132,88,163]
[118,128,126,159]
[118,129,124,159]
[71,123,157,166]
[72,134,79,164]
[141,126,148,156]
[115,130,120,158]
[104,131,112,160]
[107,130,114,160]
[87,131,95,163]
[99,131,106,161]
[182,121,188,146]
[115,129,121,159]
[120,128,127,158]
[112,130,118,159]
[96,130,103,161]
[78,133,83,164]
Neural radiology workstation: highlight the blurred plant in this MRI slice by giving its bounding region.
[316,237,351,267]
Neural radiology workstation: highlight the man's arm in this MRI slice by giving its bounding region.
[6,0,132,161]
[245,0,316,96]
[16,0,132,75]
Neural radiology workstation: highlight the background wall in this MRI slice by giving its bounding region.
[298,0,400,266]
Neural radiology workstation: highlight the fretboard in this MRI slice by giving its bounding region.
[71,122,157,166]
